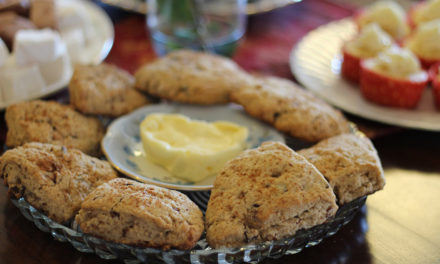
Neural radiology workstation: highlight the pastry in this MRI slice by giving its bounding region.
[360,46,428,108]
[69,64,149,117]
[355,1,409,40]
[405,19,440,69]
[408,0,440,28]
[75,178,204,250]
[0,142,117,223]
[230,75,350,142]
[429,62,440,108]
[134,50,249,104]
[298,133,385,204]
[5,100,105,156]
[341,23,393,82]
[205,141,338,248]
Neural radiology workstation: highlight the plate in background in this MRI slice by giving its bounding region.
[290,18,440,131]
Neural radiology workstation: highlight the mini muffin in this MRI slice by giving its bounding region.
[5,100,105,156]
[355,1,409,40]
[75,178,204,250]
[69,63,149,117]
[428,62,440,108]
[408,0,440,28]
[360,46,428,108]
[134,50,250,105]
[298,133,385,205]
[342,23,393,82]
[230,75,350,142]
[405,19,440,69]
[205,141,338,248]
[0,143,118,223]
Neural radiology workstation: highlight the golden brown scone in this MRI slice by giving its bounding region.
[230,75,351,142]
[134,50,250,104]
[298,133,385,204]
[205,141,338,248]
[75,178,204,250]
[69,63,149,117]
[5,100,104,156]
[0,143,118,223]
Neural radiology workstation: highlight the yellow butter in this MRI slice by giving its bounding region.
[139,113,248,182]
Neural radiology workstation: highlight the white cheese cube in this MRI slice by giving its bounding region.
[0,38,9,67]
[39,47,71,86]
[0,64,46,102]
[60,27,85,64]
[14,29,64,67]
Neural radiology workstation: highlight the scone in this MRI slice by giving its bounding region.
[298,133,385,204]
[69,64,149,117]
[75,178,204,250]
[134,50,249,104]
[205,141,338,248]
[5,100,105,156]
[230,76,350,142]
[0,143,118,223]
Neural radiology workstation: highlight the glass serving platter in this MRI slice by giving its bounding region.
[11,194,366,264]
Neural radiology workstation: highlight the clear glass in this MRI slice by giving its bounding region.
[147,0,247,56]
[11,195,366,264]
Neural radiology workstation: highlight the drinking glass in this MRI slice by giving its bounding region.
[147,0,247,56]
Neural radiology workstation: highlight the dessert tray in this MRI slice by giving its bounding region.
[0,0,114,110]
[290,18,440,131]
[11,192,366,264]
[101,103,285,191]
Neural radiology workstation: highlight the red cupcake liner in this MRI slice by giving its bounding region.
[360,61,428,108]
[341,47,362,83]
[429,62,440,108]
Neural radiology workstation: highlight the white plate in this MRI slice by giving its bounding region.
[102,103,285,191]
[0,0,114,110]
[290,18,440,131]
[63,0,114,65]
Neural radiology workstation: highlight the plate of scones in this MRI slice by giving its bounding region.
[0,50,386,263]
[291,0,440,131]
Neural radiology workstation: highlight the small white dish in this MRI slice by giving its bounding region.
[0,0,114,110]
[290,18,440,131]
[102,103,285,191]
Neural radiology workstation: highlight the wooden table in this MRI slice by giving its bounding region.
[1,1,440,263]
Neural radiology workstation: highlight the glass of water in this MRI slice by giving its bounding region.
[147,0,247,57]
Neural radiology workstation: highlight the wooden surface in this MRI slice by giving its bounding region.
[1,1,440,264]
